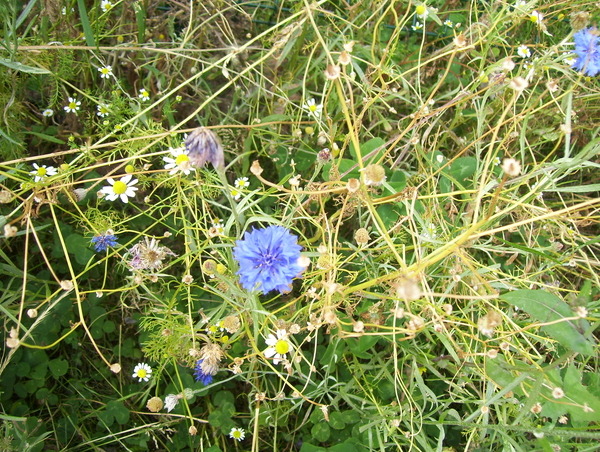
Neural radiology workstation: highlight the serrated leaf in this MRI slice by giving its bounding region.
[502,289,595,356]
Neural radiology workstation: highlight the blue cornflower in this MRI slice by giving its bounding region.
[572,27,600,76]
[194,359,214,386]
[91,233,118,252]
[233,225,304,294]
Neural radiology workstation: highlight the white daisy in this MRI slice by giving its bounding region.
[30,163,58,182]
[132,363,152,382]
[100,0,113,12]
[98,66,113,79]
[97,104,110,117]
[303,98,323,120]
[64,97,81,114]
[139,88,150,101]
[517,45,531,58]
[42,108,54,117]
[229,427,245,441]
[163,147,195,175]
[264,329,291,365]
[100,174,139,203]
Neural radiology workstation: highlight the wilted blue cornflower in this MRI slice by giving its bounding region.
[185,127,224,170]
[194,359,214,386]
[91,232,118,252]
[571,27,600,76]
[233,225,304,294]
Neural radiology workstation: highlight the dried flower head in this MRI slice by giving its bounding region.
[222,315,241,333]
[146,397,164,412]
[362,164,387,186]
[509,76,528,92]
[347,178,361,193]
[392,278,422,301]
[324,64,341,80]
[60,280,74,291]
[477,310,502,337]
[185,127,225,170]
[354,228,370,245]
[27,309,38,318]
[110,363,121,373]
[4,224,17,238]
[552,387,565,399]
[454,33,467,48]
[501,158,522,177]
[128,237,177,271]
[570,11,590,31]
[339,50,351,66]
[0,190,13,203]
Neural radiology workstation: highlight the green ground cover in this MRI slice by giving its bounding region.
[1,0,600,450]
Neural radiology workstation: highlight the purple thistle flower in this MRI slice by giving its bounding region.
[194,359,214,386]
[572,27,600,76]
[233,225,304,294]
[91,233,118,252]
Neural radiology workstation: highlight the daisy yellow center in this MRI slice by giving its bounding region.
[102,68,110,74]
[113,180,127,195]
[309,104,317,112]
[137,369,147,378]
[232,430,242,439]
[530,15,538,23]
[69,102,77,109]
[275,339,289,355]
[175,154,190,165]
[105,2,112,9]
[142,90,148,97]
[416,5,426,15]
[37,167,47,176]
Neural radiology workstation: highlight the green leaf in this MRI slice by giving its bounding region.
[447,156,477,187]
[49,358,69,378]
[563,365,600,424]
[103,400,130,425]
[299,443,327,452]
[25,131,66,145]
[328,443,359,452]
[311,421,330,442]
[502,289,595,356]
[340,410,360,424]
[328,411,346,430]
[0,57,51,74]
[213,390,235,407]
[77,0,96,47]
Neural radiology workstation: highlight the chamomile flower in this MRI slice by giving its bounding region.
[42,108,54,117]
[132,363,152,382]
[163,147,195,175]
[96,104,110,117]
[100,0,113,12]
[98,66,113,78]
[229,427,245,441]
[30,163,58,182]
[64,97,81,114]
[514,0,526,8]
[264,329,292,365]
[303,98,323,120]
[212,219,225,236]
[517,45,531,58]
[231,187,242,201]
[100,174,139,203]
[412,22,423,31]
[139,88,150,101]
[416,4,428,19]
[530,11,543,25]
[235,177,250,190]
[444,20,453,28]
